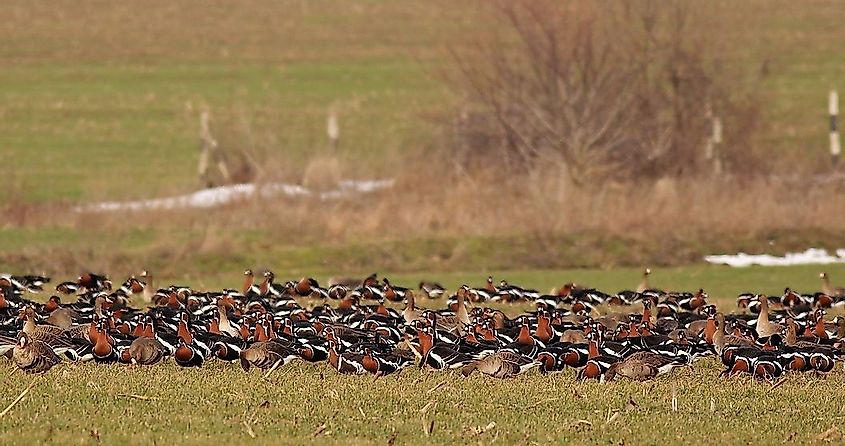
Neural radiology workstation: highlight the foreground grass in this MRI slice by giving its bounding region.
[0,265,842,444]
[0,358,841,445]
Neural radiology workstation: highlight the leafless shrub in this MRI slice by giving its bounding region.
[443,0,762,181]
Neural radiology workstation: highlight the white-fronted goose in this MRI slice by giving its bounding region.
[239,340,299,371]
[121,337,167,365]
[754,294,783,338]
[461,351,535,378]
[819,272,845,297]
[419,281,445,299]
[13,332,62,374]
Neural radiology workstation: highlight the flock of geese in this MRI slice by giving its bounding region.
[0,268,843,382]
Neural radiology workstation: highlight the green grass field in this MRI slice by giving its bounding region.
[0,265,844,445]
[1,0,845,203]
[2,3,845,443]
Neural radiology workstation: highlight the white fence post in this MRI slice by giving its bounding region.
[830,90,840,166]
[327,109,340,153]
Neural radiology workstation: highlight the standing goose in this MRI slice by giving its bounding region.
[754,294,783,338]
[19,306,76,357]
[402,290,421,324]
[713,313,755,357]
[242,269,256,295]
[137,270,157,304]
[215,298,240,339]
[13,332,62,374]
[173,312,210,367]
[92,324,121,363]
[636,268,651,293]
[819,272,845,298]
[461,351,535,378]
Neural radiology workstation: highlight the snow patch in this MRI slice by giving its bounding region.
[76,180,394,213]
[704,248,845,267]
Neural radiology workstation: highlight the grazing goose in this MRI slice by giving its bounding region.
[604,351,686,382]
[327,276,363,288]
[239,339,299,371]
[13,332,62,374]
[77,273,111,292]
[461,351,535,378]
[121,337,167,365]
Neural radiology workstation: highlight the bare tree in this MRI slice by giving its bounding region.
[444,0,760,182]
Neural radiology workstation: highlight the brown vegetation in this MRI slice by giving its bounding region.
[442,0,763,180]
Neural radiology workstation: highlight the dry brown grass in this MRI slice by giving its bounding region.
[5,154,845,277]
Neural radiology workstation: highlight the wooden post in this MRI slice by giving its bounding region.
[198,110,214,187]
[198,109,231,187]
[829,90,840,166]
[327,108,339,153]
[704,103,723,175]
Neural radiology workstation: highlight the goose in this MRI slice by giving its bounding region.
[241,269,257,295]
[18,306,76,357]
[417,325,472,370]
[381,278,409,303]
[327,276,363,288]
[239,340,299,371]
[120,337,167,365]
[604,351,686,381]
[636,268,651,293]
[43,297,79,329]
[361,347,412,376]
[402,290,422,324]
[13,332,62,374]
[753,294,783,338]
[819,272,845,297]
[419,281,445,299]
[91,324,121,363]
[173,312,210,367]
[215,298,241,338]
[327,341,367,375]
[461,351,535,378]
[2,274,49,293]
[77,273,111,292]
[713,313,755,357]
[55,281,80,295]
[577,330,620,381]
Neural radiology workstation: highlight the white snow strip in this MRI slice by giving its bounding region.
[75,179,394,213]
[704,248,845,267]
